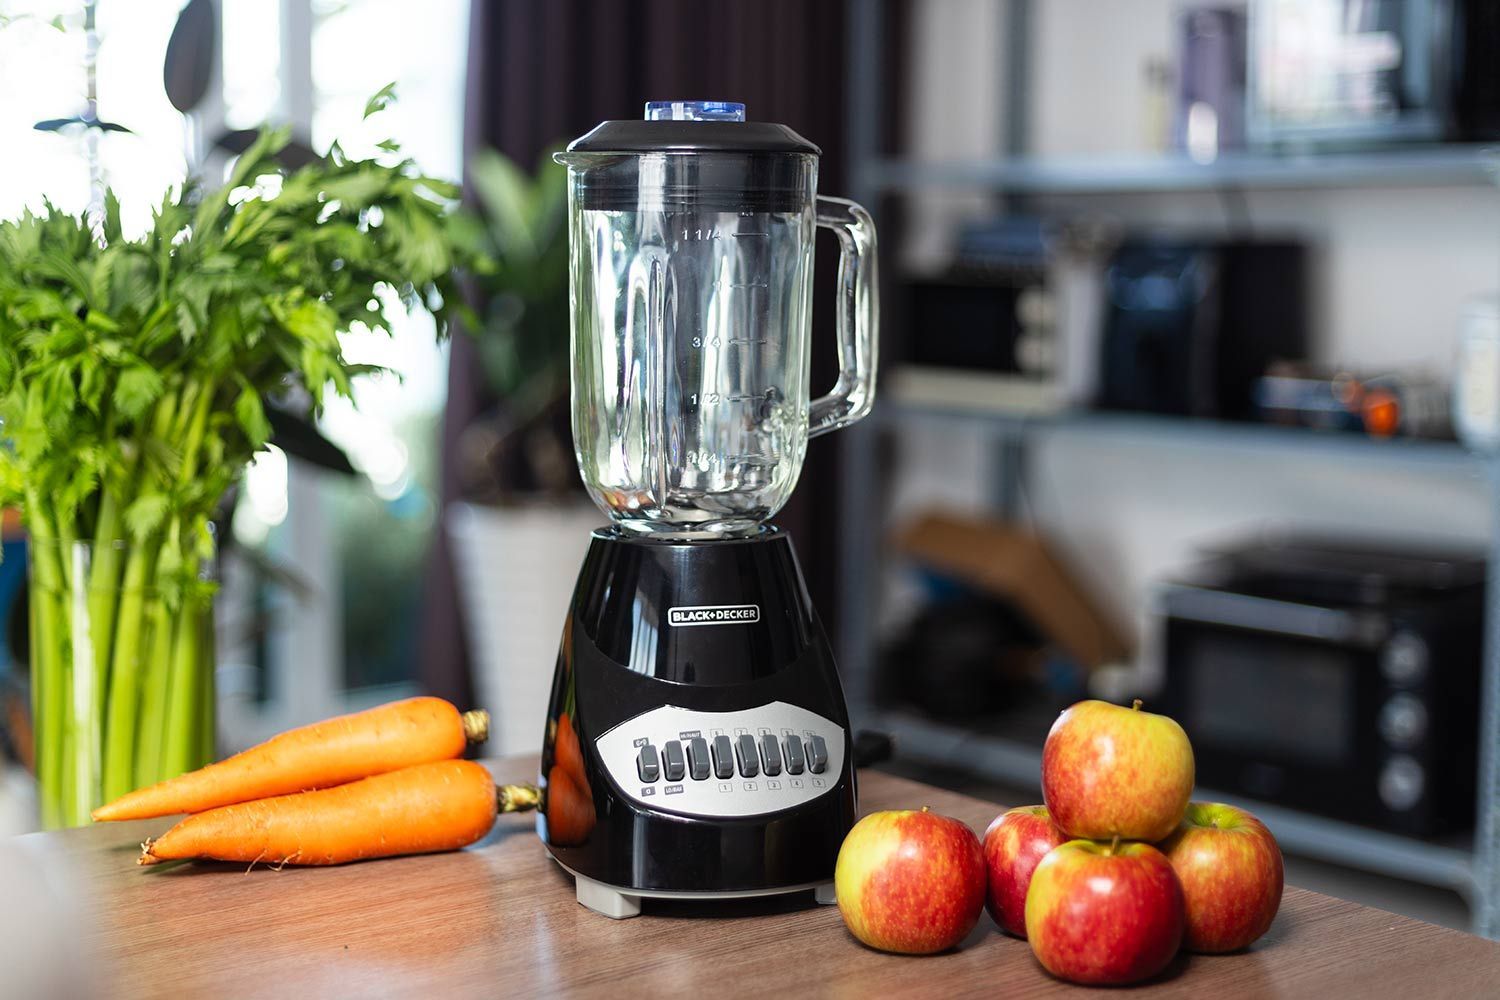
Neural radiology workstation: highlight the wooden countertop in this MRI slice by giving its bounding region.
[14,756,1500,998]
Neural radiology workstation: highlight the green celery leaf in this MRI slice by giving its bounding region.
[113,365,165,419]
[124,493,170,539]
[233,385,272,448]
[364,82,397,119]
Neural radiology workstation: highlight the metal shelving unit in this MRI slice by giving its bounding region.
[838,0,1500,939]
[860,145,1500,196]
[884,397,1484,474]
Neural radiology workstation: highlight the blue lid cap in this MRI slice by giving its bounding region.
[645,100,746,122]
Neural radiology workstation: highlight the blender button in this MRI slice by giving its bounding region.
[637,744,660,783]
[759,733,783,776]
[712,735,735,779]
[687,737,711,780]
[663,740,686,781]
[735,734,760,778]
[783,735,805,774]
[808,735,829,774]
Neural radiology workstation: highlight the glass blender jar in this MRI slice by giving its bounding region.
[539,103,877,918]
[556,100,877,537]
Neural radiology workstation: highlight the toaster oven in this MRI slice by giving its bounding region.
[1158,538,1485,837]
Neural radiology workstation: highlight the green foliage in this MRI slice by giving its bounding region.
[467,147,570,420]
[0,122,484,550]
[3,110,487,824]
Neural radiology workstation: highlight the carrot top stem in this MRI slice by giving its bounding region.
[462,710,490,744]
[498,783,541,813]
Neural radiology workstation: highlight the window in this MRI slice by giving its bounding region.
[1,0,472,745]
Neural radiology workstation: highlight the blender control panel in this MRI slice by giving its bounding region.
[593,702,846,819]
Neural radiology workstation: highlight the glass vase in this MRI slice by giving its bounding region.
[27,540,215,829]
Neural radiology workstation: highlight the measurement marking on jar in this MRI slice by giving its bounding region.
[728,337,769,345]
[732,232,769,238]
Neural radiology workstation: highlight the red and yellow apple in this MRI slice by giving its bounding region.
[1025,839,1185,986]
[834,808,986,954]
[1042,699,1194,842]
[1160,802,1284,953]
[981,805,1068,938]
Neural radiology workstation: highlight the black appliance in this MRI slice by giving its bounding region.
[540,101,873,919]
[1159,537,1485,837]
[903,218,1053,378]
[1097,238,1307,420]
[1249,0,1500,147]
[541,530,856,917]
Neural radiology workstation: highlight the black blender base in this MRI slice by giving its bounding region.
[538,526,858,909]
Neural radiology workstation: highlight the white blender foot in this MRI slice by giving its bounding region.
[575,875,642,919]
[814,883,837,906]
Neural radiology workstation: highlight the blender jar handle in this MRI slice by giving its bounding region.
[809,196,879,438]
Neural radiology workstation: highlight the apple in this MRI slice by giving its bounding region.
[981,805,1069,938]
[834,807,986,954]
[1042,699,1194,842]
[1160,802,1284,953]
[1025,839,1185,986]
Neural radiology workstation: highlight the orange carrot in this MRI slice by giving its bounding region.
[95,697,489,822]
[139,760,500,866]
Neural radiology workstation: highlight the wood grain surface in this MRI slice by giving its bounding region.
[15,756,1500,999]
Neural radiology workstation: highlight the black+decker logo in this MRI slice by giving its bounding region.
[667,604,760,627]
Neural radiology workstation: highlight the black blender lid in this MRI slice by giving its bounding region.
[566,100,820,156]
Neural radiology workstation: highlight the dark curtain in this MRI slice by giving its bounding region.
[419,0,852,705]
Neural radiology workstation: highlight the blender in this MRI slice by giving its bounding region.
[538,101,878,918]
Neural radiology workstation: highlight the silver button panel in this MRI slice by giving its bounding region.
[595,701,845,819]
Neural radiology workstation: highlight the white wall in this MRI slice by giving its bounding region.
[892,0,1496,686]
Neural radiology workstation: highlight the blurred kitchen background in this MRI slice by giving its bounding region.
[2,0,1499,937]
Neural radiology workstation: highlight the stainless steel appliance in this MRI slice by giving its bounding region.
[896,218,1061,414]
[539,101,877,917]
[1159,537,1485,837]
[1249,0,1500,147]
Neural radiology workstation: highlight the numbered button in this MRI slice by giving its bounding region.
[687,737,711,780]
[808,735,829,774]
[712,735,735,779]
[663,740,686,781]
[783,735,805,774]
[760,734,782,776]
[735,734,759,778]
[637,744,660,783]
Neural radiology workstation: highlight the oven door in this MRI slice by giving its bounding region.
[1160,587,1391,828]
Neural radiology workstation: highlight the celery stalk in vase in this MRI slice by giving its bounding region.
[0,112,487,826]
